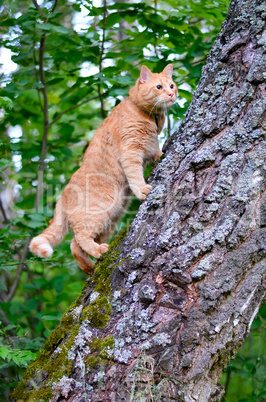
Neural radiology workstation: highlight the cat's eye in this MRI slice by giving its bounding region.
[156,85,162,90]
[170,84,174,89]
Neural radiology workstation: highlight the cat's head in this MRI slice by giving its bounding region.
[129,64,177,114]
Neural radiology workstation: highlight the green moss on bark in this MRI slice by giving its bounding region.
[11,229,128,401]
[86,335,115,369]
[79,228,128,327]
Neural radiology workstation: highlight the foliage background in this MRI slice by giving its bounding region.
[0,0,264,400]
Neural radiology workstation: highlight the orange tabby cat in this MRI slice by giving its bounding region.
[30,64,177,274]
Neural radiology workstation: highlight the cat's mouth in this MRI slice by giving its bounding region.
[165,98,176,109]
[153,98,175,113]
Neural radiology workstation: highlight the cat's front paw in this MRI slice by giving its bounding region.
[154,150,163,161]
[92,243,109,259]
[136,184,152,200]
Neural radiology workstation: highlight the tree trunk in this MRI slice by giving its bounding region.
[12,0,266,400]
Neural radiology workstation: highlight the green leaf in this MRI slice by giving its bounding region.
[36,23,69,34]
[58,124,75,137]
[178,89,193,101]
[125,54,140,62]
[105,12,121,28]
[61,147,73,157]
[0,96,13,109]
[41,315,61,321]
[0,279,7,291]
[27,213,45,222]
[108,88,128,97]
[0,265,17,272]
[114,75,134,86]
[52,25,70,34]
[22,283,37,290]
[47,77,65,85]
[22,20,35,28]
[35,22,53,31]
[27,221,45,229]
[0,347,9,360]
[4,324,16,331]
[0,17,16,27]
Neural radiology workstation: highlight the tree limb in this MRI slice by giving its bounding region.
[2,238,30,302]
[0,197,9,223]
[34,33,49,211]
[50,0,58,14]
[32,0,46,19]
[48,95,100,127]
[97,0,107,119]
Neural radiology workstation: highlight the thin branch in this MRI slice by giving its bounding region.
[39,35,49,137]
[0,309,13,329]
[33,29,44,112]
[48,95,100,127]
[98,84,105,119]
[154,0,158,57]
[2,238,30,302]
[98,0,107,119]
[221,370,231,402]
[32,0,52,211]
[32,0,46,19]
[34,33,49,210]
[50,0,58,14]
[0,189,33,303]
[0,196,9,223]
[33,0,59,210]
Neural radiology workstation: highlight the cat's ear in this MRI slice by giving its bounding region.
[162,64,173,78]
[139,65,152,83]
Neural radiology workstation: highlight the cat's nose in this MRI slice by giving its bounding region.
[168,93,174,98]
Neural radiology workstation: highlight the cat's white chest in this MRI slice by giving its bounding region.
[144,133,159,162]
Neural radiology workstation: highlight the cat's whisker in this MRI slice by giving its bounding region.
[149,99,161,116]
[149,107,155,116]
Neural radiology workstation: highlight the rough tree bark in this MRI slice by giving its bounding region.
[12,0,266,400]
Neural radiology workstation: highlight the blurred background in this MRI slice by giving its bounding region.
[0,0,265,399]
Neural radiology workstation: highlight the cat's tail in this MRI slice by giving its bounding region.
[29,198,68,258]
[70,238,94,274]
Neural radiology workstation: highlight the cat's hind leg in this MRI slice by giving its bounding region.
[70,238,95,274]
[72,218,109,259]
[75,235,109,259]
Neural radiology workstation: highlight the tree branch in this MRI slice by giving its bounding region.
[0,309,13,330]
[0,194,32,303]
[2,238,30,302]
[97,0,107,119]
[32,0,46,19]
[33,29,44,112]
[50,0,58,14]
[48,95,100,127]
[0,196,9,223]
[154,0,158,56]
[34,33,49,211]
